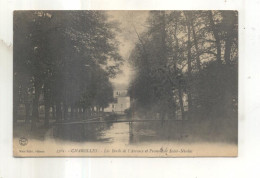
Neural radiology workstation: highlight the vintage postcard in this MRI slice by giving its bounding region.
[13,10,238,157]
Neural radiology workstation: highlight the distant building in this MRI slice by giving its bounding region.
[104,88,130,114]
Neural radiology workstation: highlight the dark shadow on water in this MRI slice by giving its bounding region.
[52,118,237,145]
[53,122,114,142]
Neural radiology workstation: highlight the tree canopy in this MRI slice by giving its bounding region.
[14,11,123,128]
[128,11,238,124]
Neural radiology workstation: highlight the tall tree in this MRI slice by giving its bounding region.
[14,11,123,128]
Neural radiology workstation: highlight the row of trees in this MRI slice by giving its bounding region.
[128,11,238,124]
[14,11,123,128]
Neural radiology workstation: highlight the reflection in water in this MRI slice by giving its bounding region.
[53,120,161,144]
[53,122,114,142]
[99,122,130,144]
[51,116,237,144]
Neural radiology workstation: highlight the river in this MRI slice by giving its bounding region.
[53,117,161,144]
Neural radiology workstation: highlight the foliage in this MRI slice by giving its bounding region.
[128,11,238,125]
[14,11,123,127]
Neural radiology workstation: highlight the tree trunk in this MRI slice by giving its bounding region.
[79,108,83,119]
[190,15,201,72]
[31,84,40,130]
[101,107,104,116]
[223,11,237,65]
[208,11,222,63]
[87,107,91,119]
[44,103,50,127]
[83,108,86,120]
[91,106,94,116]
[173,15,185,120]
[56,101,62,121]
[161,10,167,63]
[25,103,30,123]
[224,36,232,65]
[186,15,193,115]
[178,88,185,120]
[51,105,55,119]
[13,80,20,123]
[75,107,79,119]
[97,106,100,116]
[63,103,68,120]
[13,105,18,123]
[43,83,51,127]
[70,105,74,119]
[160,111,166,126]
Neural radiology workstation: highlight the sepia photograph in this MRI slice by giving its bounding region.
[13,10,238,157]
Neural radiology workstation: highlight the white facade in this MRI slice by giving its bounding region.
[104,89,130,114]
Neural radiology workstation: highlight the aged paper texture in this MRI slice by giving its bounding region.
[13,10,238,157]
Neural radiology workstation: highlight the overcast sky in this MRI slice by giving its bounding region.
[0,10,150,89]
[107,11,149,87]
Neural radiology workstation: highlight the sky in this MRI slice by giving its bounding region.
[107,11,149,88]
[0,10,149,89]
